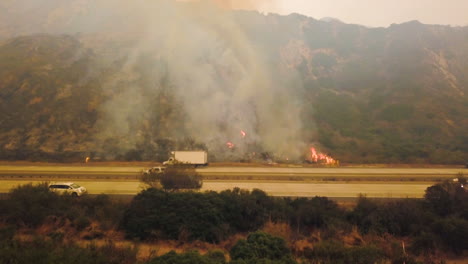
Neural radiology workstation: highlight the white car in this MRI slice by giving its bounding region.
[48,182,87,197]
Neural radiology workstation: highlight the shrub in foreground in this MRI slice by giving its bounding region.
[0,234,137,264]
[147,250,226,264]
[230,231,297,264]
[120,188,278,242]
[0,183,124,230]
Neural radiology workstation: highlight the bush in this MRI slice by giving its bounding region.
[304,241,386,264]
[303,240,347,264]
[230,231,296,264]
[431,217,468,254]
[141,170,163,189]
[424,184,454,216]
[121,188,282,242]
[349,197,431,236]
[347,196,380,234]
[121,189,228,242]
[147,250,225,264]
[0,237,137,264]
[424,179,467,218]
[78,194,127,230]
[160,166,203,191]
[410,232,437,256]
[121,188,347,243]
[0,183,66,227]
[73,215,91,231]
[290,197,346,232]
[0,183,124,230]
[391,255,422,264]
[346,245,386,264]
[218,188,276,232]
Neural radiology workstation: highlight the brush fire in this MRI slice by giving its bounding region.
[225,129,337,165]
[308,147,337,165]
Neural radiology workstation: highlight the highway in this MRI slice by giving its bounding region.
[0,165,464,198]
[0,179,431,198]
[0,165,465,181]
[197,167,466,181]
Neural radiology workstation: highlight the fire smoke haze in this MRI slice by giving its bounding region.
[181,0,468,27]
[178,0,277,10]
[0,0,307,160]
[133,0,306,160]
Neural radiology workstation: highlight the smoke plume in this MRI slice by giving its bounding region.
[2,0,308,161]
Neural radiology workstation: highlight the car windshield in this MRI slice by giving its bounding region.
[70,183,80,188]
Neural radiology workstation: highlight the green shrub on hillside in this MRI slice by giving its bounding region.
[147,250,226,264]
[290,196,347,232]
[0,235,137,264]
[0,183,67,227]
[230,232,296,264]
[121,188,277,242]
[303,241,386,264]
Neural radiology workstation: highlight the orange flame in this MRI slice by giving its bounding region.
[240,130,246,138]
[310,147,335,164]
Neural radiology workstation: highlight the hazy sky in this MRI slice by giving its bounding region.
[253,0,468,27]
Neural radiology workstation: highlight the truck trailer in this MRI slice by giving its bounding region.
[163,151,208,167]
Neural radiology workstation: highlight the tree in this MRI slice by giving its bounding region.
[425,184,453,216]
[160,166,203,191]
[424,178,467,217]
[140,168,163,189]
[348,195,379,234]
[290,196,344,232]
[1,183,63,227]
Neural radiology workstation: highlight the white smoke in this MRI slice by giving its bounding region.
[138,0,305,159]
[2,0,308,160]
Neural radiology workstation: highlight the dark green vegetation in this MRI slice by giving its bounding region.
[0,35,102,162]
[121,188,282,243]
[1,179,465,263]
[146,232,296,264]
[146,250,227,264]
[0,233,138,264]
[229,232,296,264]
[0,183,137,264]
[159,166,203,191]
[0,3,467,164]
[0,183,125,230]
[141,166,203,191]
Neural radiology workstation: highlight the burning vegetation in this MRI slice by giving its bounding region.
[223,130,337,165]
[308,147,337,165]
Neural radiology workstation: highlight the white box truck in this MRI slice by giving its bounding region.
[163,151,208,167]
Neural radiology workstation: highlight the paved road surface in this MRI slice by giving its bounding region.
[0,165,459,198]
[0,165,465,181]
[0,180,431,198]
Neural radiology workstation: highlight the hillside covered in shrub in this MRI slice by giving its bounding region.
[1,0,467,164]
